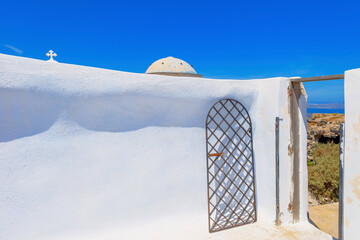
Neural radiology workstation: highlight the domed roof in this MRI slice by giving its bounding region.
[146,57,202,77]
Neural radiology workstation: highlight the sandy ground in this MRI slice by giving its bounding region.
[308,203,339,239]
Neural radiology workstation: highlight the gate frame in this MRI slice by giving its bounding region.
[290,75,345,225]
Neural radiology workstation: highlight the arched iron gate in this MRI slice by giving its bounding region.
[206,98,256,233]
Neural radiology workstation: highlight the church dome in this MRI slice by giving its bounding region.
[146,57,202,77]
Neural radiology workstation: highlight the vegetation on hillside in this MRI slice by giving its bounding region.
[308,142,340,204]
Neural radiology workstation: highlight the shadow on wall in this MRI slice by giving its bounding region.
[0,89,63,142]
[0,88,256,142]
[67,94,212,132]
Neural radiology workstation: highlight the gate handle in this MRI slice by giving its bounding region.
[208,152,225,157]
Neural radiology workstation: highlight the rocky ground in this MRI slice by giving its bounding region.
[307,113,344,161]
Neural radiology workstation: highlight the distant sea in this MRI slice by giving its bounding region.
[307,108,344,118]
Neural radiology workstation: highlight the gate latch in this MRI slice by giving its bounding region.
[208,152,225,157]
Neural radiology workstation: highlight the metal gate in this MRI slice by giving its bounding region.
[206,99,256,233]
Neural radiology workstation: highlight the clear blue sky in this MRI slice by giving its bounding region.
[1,0,359,104]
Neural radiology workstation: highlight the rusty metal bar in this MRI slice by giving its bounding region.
[290,74,344,83]
[339,123,345,240]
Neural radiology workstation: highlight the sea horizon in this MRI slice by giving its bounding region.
[307,108,344,118]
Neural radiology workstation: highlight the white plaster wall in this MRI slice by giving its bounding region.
[0,54,305,239]
[298,93,309,222]
[344,68,360,239]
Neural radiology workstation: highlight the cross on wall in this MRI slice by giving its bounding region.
[46,50,57,62]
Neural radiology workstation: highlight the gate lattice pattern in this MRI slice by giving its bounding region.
[206,99,256,233]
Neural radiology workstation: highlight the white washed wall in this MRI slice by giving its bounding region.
[344,68,360,240]
[0,54,306,239]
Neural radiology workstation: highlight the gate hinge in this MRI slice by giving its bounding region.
[288,86,293,97]
[288,203,293,213]
[288,144,294,155]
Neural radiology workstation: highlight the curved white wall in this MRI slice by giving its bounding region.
[0,54,309,239]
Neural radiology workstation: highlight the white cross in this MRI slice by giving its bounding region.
[46,50,57,62]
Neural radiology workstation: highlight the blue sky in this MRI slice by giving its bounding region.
[1,0,359,104]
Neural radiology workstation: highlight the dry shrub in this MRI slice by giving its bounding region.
[308,142,339,204]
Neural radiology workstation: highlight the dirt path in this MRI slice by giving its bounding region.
[308,203,339,239]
